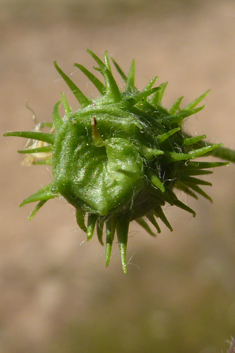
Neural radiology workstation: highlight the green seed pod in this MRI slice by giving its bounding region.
[4,49,234,273]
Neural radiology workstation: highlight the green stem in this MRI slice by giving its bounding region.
[210,146,235,163]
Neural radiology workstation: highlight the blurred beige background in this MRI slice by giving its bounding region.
[1,0,235,352]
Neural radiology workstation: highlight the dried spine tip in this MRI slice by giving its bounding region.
[4,49,234,273]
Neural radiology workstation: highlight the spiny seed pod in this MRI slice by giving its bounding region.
[4,49,234,273]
